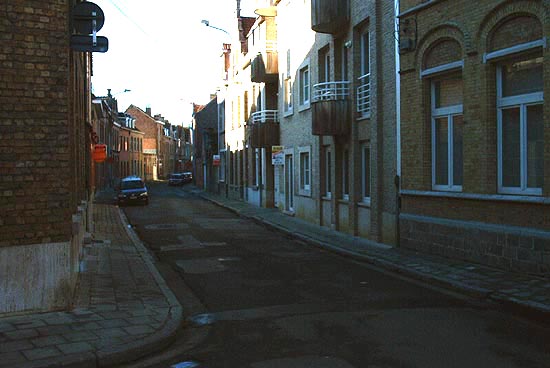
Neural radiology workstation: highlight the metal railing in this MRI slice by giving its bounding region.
[250,110,279,124]
[356,73,370,116]
[312,81,350,102]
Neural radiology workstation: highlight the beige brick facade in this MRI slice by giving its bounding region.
[399,0,550,275]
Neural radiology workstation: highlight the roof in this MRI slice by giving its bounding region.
[194,98,218,130]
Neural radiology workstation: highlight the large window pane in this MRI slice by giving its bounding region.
[435,117,449,185]
[527,104,544,189]
[501,108,521,187]
[502,55,543,97]
[452,115,464,186]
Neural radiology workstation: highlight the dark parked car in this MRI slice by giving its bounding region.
[117,176,148,205]
[168,173,185,186]
[183,171,193,183]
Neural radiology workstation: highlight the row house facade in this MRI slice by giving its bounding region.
[216,0,550,276]
[218,0,398,245]
[116,113,145,179]
[0,0,93,314]
[398,0,550,275]
[193,99,219,191]
[126,105,191,180]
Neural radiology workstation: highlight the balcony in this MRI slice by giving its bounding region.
[250,40,278,83]
[311,0,349,34]
[312,81,350,136]
[248,110,280,148]
[356,73,370,118]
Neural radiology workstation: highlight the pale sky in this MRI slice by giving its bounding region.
[91,0,257,126]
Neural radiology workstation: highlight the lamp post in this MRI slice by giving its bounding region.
[201,19,230,37]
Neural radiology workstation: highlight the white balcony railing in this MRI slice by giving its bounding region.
[312,81,350,102]
[356,73,370,116]
[250,110,279,124]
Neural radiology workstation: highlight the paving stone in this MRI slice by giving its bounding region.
[31,335,67,347]
[71,321,102,331]
[98,319,129,329]
[57,342,94,354]
[0,351,27,365]
[63,331,99,343]
[98,327,128,338]
[0,322,15,333]
[0,340,34,353]
[36,324,74,336]
[22,347,60,361]
[3,329,39,340]
[123,325,155,335]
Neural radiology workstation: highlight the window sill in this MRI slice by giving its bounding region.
[298,189,311,197]
[356,112,371,122]
[298,103,311,112]
[322,194,332,201]
[401,189,550,204]
[358,200,371,208]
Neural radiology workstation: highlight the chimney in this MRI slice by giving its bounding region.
[236,0,241,18]
[146,107,151,116]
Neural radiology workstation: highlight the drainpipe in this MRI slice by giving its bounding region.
[395,0,401,247]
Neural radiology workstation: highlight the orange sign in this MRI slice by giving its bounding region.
[93,144,107,163]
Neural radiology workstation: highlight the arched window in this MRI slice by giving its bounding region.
[422,39,464,191]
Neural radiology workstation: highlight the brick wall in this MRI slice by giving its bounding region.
[0,0,91,247]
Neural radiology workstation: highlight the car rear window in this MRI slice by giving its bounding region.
[121,180,144,190]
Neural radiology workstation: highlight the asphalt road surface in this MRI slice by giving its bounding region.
[119,182,550,368]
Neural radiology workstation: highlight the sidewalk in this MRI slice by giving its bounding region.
[0,189,182,368]
[198,190,550,318]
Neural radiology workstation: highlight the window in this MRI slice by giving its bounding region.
[323,146,332,198]
[284,74,293,115]
[497,53,543,195]
[361,143,371,202]
[299,147,311,194]
[219,150,226,182]
[357,30,370,117]
[319,46,330,83]
[431,73,463,191]
[342,148,349,200]
[299,64,310,108]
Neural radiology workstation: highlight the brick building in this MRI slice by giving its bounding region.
[398,0,550,275]
[0,1,93,313]
[126,106,165,181]
[218,0,398,244]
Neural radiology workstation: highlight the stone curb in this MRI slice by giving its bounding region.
[92,208,184,367]
[199,193,550,319]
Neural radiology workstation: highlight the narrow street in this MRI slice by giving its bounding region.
[120,182,550,368]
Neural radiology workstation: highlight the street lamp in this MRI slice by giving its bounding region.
[201,19,230,37]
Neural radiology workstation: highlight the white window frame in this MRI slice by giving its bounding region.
[496,55,544,196]
[357,30,371,118]
[298,146,311,196]
[342,147,350,201]
[283,73,294,116]
[323,146,332,199]
[361,143,371,204]
[298,62,310,110]
[430,77,463,192]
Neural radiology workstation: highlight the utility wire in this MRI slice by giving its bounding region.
[107,0,150,36]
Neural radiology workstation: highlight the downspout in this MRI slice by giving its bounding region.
[394,0,401,247]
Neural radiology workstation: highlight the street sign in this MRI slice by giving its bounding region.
[272,145,284,165]
[70,35,108,53]
[72,1,105,34]
[213,154,221,166]
[93,144,107,163]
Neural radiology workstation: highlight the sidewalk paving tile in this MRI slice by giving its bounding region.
[0,193,182,368]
